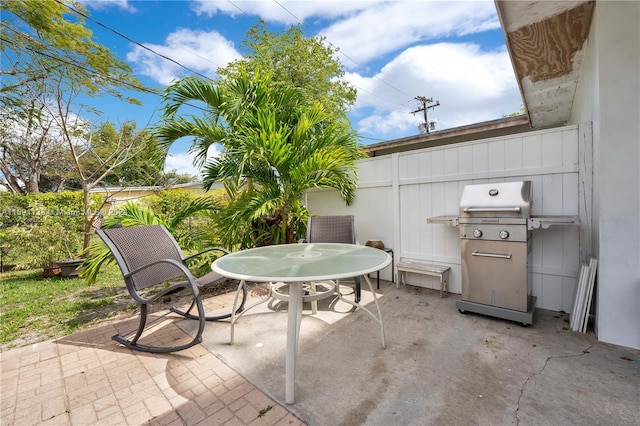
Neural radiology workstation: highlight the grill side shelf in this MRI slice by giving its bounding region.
[528,216,580,230]
[427,216,459,227]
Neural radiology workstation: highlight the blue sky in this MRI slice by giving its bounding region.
[78,0,523,176]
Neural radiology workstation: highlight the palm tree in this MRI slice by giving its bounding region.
[155,72,366,248]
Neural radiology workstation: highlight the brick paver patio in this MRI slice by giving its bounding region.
[0,297,304,426]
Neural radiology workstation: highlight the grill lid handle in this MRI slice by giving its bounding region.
[463,207,521,213]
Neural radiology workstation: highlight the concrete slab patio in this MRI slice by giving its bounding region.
[182,282,639,426]
[1,280,638,425]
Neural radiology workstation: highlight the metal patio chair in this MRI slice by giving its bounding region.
[98,225,247,353]
[303,215,362,302]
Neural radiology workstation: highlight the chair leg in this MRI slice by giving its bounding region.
[112,295,206,353]
[355,277,361,303]
[172,280,248,321]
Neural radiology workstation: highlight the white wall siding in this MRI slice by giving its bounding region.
[307,125,586,311]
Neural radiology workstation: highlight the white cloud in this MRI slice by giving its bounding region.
[164,152,200,177]
[191,1,499,71]
[348,42,522,137]
[81,0,136,13]
[320,1,500,68]
[191,0,377,24]
[126,29,242,85]
[164,144,223,177]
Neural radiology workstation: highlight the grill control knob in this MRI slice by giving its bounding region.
[499,230,510,239]
[473,229,483,238]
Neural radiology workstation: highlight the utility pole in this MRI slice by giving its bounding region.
[410,96,440,134]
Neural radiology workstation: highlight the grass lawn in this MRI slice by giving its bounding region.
[0,264,135,351]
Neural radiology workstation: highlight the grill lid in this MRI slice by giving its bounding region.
[459,181,532,218]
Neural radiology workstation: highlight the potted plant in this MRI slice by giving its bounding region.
[4,221,84,277]
[50,221,85,277]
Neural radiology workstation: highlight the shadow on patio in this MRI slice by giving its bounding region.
[1,281,638,425]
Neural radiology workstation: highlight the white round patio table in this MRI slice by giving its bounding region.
[212,243,391,404]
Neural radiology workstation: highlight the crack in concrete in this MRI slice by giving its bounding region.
[515,342,596,425]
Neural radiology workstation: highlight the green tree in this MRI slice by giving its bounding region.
[217,20,357,120]
[504,105,528,117]
[155,72,366,248]
[72,122,164,188]
[1,0,144,102]
[0,0,151,195]
[0,85,73,193]
[160,170,199,186]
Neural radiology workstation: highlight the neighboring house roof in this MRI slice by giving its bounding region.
[365,115,531,157]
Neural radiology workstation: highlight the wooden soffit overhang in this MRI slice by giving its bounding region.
[496,0,594,128]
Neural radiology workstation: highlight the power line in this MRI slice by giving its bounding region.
[64,0,409,111]
[54,0,217,82]
[357,134,388,142]
[272,0,300,23]
[0,32,157,96]
[4,30,393,145]
[0,33,213,116]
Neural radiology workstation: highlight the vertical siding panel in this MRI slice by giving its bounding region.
[562,128,579,165]
[398,154,410,180]
[563,276,577,313]
[419,184,433,256]
[400,186,419,256]
[541,174,564,272]
[530,232,543,270]
[430,183,445,256]
[444,148,458,176]
[472,143,489,173]
[458,145,473,174]
[488,140,505,172]
[531,273,543,307]
[542,275,563,311]
[542,174,564,214]
[542,229,564,271]
[562,173,580,274]
[419,151,431,178]
[505,136,523,170]
[542,131,563,167]
[431,150,445,177]
[523,133,542,169]
[444,181,460,259]
[563,174,579,214]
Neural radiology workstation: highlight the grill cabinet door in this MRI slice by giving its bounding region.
[461,239,529,312]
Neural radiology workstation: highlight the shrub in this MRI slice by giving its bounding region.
[0,191,100,270]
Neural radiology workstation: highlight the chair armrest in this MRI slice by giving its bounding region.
[183,247,230,262]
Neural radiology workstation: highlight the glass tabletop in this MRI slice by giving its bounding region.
[212,243,391,282]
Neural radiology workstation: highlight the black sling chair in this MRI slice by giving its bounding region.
[98,225,247,353]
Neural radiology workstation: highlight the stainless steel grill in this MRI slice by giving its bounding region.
[429,180,578,326]
[458,181,535,324]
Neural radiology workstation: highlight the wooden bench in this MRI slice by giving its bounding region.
[396,260,451,297]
